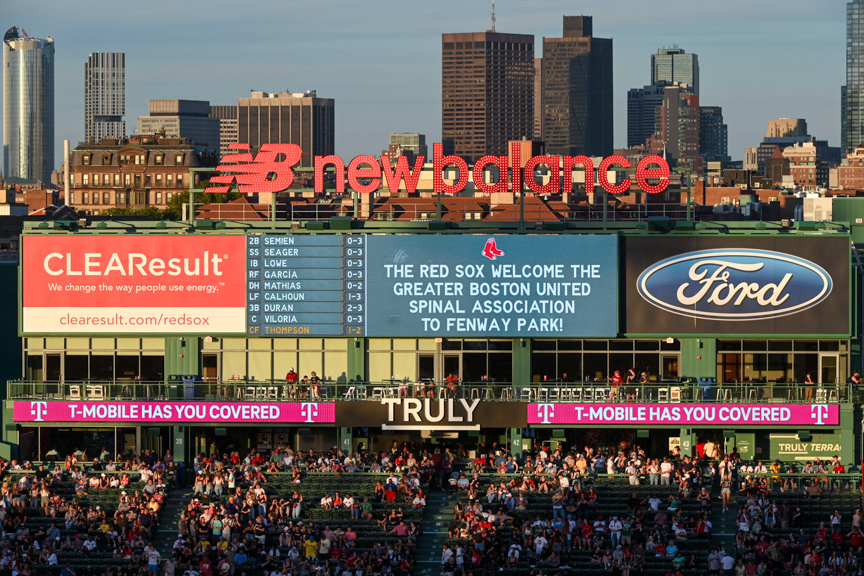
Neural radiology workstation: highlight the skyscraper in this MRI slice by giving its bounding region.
[85,52,125,142]
[655,84,700,170]
[651,47,699,96]
[138,100,220,150]
[237,90,334,168]
[542,16,613,157]
[3,26,54,183]
[209,105,238,159]
[844,0,864,154]
[699,106,728,161]
[627,82,670,148]
[533,58,543,142]
[442,31,534,162]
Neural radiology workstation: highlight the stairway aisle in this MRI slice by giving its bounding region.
[413,490,457,575]
[152,487,194,557]
[710,493,737,553]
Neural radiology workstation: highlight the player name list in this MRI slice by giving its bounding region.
[246,235,366,336]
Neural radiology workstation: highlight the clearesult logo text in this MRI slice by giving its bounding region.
[636,249,832,321]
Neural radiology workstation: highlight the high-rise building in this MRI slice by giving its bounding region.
[651,47,699,96]
[542,16,613,157]
[442,31,534,163]
[699,106,728,161]
[138,100,220,150]
[766,118,807,138]
[655,84,700,171]
[85,52,125,142]
[238,90,334,168]
[844,0,864,154]
[533,58,543,142]
[209,105,238,159]
[3,26,54,184]
[390,134,427,160]
[627,82,670,148]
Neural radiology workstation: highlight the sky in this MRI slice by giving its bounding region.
[2,0,848,172]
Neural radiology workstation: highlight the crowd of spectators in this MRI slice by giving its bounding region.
[0,447,172,576]
[169,443,429,576]
[0,439,860,576]
[438,441,863,576]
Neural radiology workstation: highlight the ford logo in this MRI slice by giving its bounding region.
[637,249,832,321]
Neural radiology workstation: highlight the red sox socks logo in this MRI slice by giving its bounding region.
[482,238,504,261]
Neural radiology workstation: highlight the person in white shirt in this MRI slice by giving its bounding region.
[593,517,607,534]
[704,440,717,459]
[320,494,333,509]
[608,516,623,548]
[441,545,454,565]
[343,494,355,509]
[660,459,674,485]
[647,460,660,485]
[534,534,548,556]
[648,496,662,511]
[626,463,639,485]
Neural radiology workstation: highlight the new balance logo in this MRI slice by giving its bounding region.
[207,143,302,195]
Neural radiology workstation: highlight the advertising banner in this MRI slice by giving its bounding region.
[769,432,843,460]
[335,399,528,430]
[365,235,618,337]
[622,236,850,335]
[22,235,247,334]
[529,403,839,427]
[15,400,334,424]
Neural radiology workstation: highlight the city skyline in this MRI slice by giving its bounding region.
[0,0,846,172]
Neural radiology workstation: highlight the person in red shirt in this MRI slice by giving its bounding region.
[830,528,844,550]
[608,370,623,401]
[285,368,298,398]
[445,373,459,398]
[848,527,864,551]
[580,522,593,550]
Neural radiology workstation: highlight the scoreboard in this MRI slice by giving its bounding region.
[246,234,618,338]
[246,235,367,336]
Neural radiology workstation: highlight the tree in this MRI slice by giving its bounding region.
[163,181,240,220]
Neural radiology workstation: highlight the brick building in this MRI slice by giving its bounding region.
[68,135,217,214]
[838,145,864,189]
[782,142,827,188]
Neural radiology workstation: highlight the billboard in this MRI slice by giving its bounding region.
[246,234,365,336]
[365,235,618,337]
[622,236,850,335]
[22,235,247,334]
[529,403,839,427]
[15,400,334,424]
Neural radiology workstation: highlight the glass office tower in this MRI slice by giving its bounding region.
[3,26,54,184]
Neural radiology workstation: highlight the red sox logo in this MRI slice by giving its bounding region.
[482,238,504,261]
[206,143,302,194]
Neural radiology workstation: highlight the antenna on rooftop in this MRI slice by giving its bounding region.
[490,0,496,32]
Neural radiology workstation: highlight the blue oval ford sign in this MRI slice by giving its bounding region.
[637,249,833,321]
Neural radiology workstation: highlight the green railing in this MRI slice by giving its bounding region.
[6,379,856,404]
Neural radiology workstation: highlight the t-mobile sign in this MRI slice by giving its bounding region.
[528,403,839,427]
[15,401,335,424]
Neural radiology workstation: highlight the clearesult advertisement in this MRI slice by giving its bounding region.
[22,235,247,334]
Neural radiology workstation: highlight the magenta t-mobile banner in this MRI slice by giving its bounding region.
[528,403,839,426]
[15,401,334,424]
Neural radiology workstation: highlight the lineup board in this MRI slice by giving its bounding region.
[246,234,618,338]
[246,235,366,336]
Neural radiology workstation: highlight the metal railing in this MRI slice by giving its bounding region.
[7,379,856,404]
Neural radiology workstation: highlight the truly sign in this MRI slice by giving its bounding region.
[207,143,671,196]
